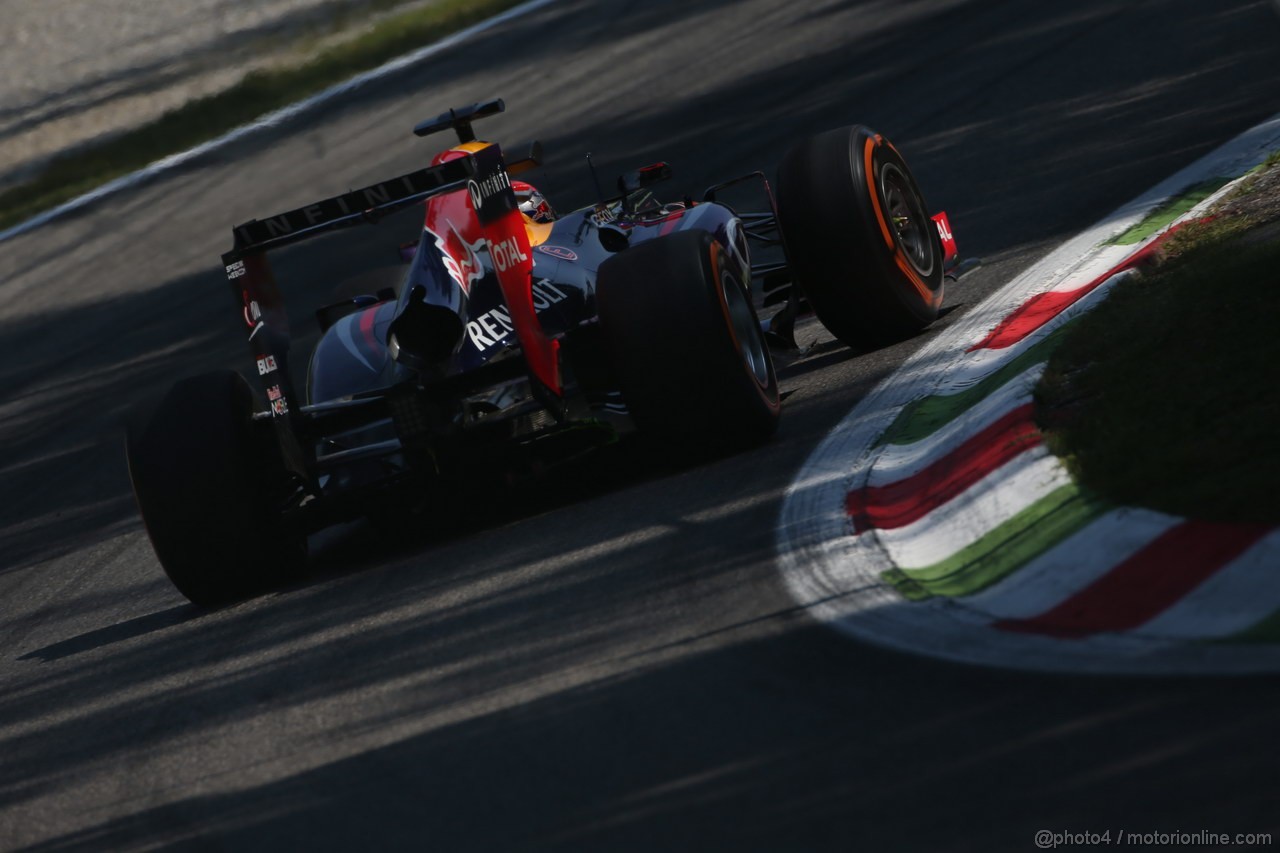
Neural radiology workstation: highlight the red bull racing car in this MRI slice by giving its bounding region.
[126,98,960,605]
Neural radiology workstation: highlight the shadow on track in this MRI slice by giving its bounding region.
[5,0,1280,848]
[4,0,1278,582]
[14,615,1280,850]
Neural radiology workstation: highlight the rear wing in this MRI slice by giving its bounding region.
[224,156,475,261]
[220,155,475,479]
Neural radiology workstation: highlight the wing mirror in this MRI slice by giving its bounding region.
[507,141,544,176]
[617,161,672,195]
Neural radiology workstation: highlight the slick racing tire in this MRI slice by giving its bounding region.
[775,125,944,348]
[126,370,306,606]
[597,228,780,451]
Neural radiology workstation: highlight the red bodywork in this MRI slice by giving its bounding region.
[932,211,959,269]
[427,146,561,396]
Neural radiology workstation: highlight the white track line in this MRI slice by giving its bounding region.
[0,0,562,245]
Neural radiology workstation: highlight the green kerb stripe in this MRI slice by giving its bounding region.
[881,484,1108,602]
[1107,178,1230,246]
[877,325,1070,448]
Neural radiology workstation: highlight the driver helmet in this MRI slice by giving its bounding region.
[513,180,556,223]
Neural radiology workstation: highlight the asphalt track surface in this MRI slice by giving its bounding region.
[3,1,1280,849]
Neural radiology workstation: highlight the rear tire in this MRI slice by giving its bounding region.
[596,229,780,452]
[126,370,306,606]
[775,125,944,348]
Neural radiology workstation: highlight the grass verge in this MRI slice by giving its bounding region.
[0,0,528,231]
[1036,158,1280,523]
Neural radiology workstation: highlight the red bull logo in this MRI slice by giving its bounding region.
[426,223,486,294]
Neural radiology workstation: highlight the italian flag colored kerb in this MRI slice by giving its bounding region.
[849,219,1280,645]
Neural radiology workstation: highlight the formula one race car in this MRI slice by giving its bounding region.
[126,98,959,605]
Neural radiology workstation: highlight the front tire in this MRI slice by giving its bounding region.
[775,125,944,348]
[126,370,306,606]
[596,228,780,452]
